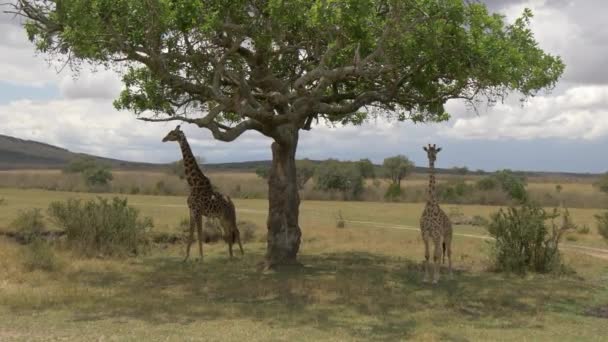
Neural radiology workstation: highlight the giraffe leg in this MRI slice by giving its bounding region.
[446,236,453,278]
[432,239,442,284]
[423,236,430,283]
[236,229,244,256]
[183,211,195,262]
[195,214,203,261]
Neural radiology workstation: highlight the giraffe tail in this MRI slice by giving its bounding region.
[442,242,446,264]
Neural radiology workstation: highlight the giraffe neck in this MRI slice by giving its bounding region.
[427,160,437,204]
[177,135,211,190]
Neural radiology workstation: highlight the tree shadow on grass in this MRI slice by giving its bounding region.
[4,251,601,340]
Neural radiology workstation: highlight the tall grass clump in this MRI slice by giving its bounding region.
[11,208,62,271]
[487,203,573,274]
[11,208,46,243]
[48,197,153,257]
[23,239,62,272]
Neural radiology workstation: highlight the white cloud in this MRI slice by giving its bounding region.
[58,69,123,100]
[442,86,608,140]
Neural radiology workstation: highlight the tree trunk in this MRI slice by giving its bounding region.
[265,128,302,268]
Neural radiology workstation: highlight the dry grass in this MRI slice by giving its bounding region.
[0,188,608,340]
[1,170,607,209]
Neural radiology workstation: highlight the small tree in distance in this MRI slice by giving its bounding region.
[13,0,564,268]
[383,155,415,188]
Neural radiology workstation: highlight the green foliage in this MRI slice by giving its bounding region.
[255,166,270,180]
[439,179,474,201]
[487,203,572,274]
[595,212,608,242]
[296,159,316,189]
[63,157,113,189]
[48,197,153,257]
[476,170,528,203]
[63,157,98,174]
[383,155,414,186]
[476,176,498,191]
[19,0,564,129]
[83,166,113,188]
[11,208,46,244]
[577,224,590,235]
[594,173,608,194]
[356,159,376,179]
[315,160,364,199]
[384,183,402,201]
[22,239,61,272]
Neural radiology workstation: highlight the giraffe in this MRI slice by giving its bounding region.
[162,125,244,261]
[420,144,453,284]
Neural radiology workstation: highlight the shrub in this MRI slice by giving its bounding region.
[176,217,223,243]
[255,166,270,180]
[594,173,608,194]
[577,224,590,235]
[315,160,364,199]
[336,211,346,228]
[63,157,98,174]
[48,197,153,257]
[476,177,498,191]
[237,220,258,242]
[487,203,572,274]
[595,212,608,242]
[384,183,402,201]
[11,208,46,244]
[22,239,61,272]
[0,197,6,206]
[83,166,113,188]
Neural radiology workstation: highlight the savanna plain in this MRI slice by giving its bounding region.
[1,171,608,341]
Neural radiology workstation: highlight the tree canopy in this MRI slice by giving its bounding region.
[14,0,564,138]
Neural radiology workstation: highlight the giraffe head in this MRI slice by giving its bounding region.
[423,144,442,163]
[162,125,184,142]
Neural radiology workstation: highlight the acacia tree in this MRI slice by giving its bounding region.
[383,155,415,187]
[11,0,564,268]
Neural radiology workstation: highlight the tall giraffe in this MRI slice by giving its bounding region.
[420,144,453,283]
[162,125,244,261]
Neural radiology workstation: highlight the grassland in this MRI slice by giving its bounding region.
[1,187,608,341]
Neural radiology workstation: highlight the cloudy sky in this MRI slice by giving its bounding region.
[1,0,607,173]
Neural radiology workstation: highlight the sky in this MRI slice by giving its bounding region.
[1,0,607,173]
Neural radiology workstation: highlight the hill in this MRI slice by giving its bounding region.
[0,134,164,170]
[0,134,601,179]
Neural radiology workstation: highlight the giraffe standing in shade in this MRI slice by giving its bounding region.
[420,144,453,283]
[162,125,244,261]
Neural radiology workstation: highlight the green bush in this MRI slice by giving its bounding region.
[11,208,46,244]
[48,197,153,257]
[83,166,113,188]
[577,224,590,235]
[595,212,608,242]
[384,183,402,201]
[22,239,62,272]
[315,160,364,199]
[487,203,572,274]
